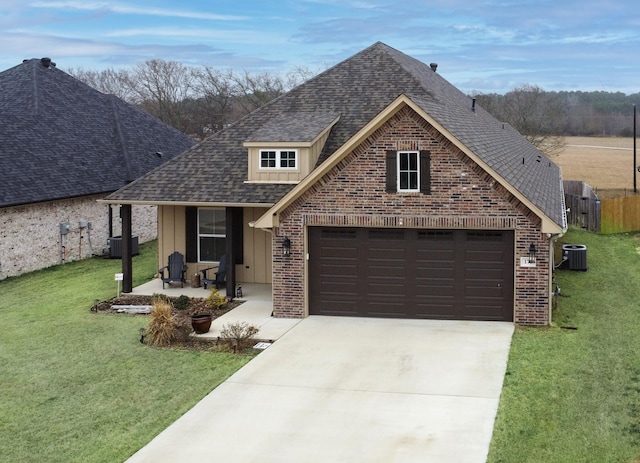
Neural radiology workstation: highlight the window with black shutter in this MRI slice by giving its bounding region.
[386,150,430,194]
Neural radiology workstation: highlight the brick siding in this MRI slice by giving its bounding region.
[272,106,551,325]
[0,194,157,280]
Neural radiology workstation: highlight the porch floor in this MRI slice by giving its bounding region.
[130,279,301,342]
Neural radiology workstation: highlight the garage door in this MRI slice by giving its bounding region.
[308,227,514,321]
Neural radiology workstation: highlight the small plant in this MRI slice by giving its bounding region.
[173,294,190,311]
[219,322,259,352]
[206,288,227,312]
[145,300,176,347]
[151,293,172,305]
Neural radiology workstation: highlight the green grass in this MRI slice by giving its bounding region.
[488,228,640,463]
[0,241,252,463]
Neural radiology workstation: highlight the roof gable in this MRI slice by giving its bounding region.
[0,58,196,208]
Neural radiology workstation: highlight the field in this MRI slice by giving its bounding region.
[556,136,637,196]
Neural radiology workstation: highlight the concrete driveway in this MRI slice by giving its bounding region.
[126,316,514,463]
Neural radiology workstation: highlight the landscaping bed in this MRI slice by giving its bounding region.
[90,294,240,317]
[90,294,246,352]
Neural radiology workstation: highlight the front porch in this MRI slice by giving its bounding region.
[130,279,300,342]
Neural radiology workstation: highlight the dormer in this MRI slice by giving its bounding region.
[244,112,340,183]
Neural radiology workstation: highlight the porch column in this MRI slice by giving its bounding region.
[121,204,133,293]
[225,207,236,299]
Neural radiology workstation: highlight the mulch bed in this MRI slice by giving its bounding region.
[90,295,245,352]
[90,294,241,317]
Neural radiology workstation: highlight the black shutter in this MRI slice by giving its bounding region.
[420,150,431,194]
[185,206,197,263]
[386,150,397,193]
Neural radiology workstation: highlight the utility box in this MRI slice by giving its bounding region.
[107,236,139,259]
[59,222,70,235]
[562,244,587,271]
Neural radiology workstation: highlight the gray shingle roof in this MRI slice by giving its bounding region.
[246,111,340,143]
[0,58,196,208]
[106,43,565,228]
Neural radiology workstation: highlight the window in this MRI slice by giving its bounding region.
[398,151,419,192]
[260,149,297,169]
[198,208,225,262]
[260,150,276,168]
[386,150,431,194]
[280,150,296,168]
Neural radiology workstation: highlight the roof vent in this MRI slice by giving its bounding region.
[430,63,438,72]
[41,57,55,68]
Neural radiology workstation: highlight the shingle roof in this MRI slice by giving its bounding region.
[0,58,196,208]
[106,43,565,228]
[246,111,340,143]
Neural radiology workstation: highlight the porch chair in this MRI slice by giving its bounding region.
[201,254,227,290]
[158,251,188,289]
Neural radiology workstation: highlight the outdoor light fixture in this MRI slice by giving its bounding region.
[282,237,291,257]
[528,243,538,263]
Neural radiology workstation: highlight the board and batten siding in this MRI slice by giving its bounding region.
[157,205,272,284]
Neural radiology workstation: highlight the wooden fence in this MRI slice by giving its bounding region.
[564,180,640,234]
[600,195,640,234]
[563,181,601,233]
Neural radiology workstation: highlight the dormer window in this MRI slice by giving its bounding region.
[260,149,297,169]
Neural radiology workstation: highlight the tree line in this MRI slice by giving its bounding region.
[69,60,316,140]
[70,60,639,157]
[474,85,640,137]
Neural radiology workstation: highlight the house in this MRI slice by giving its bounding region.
[105,42,567,325]
[0,57,196,280]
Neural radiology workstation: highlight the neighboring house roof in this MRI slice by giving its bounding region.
[0,57,196,208]
[106,42,566,230]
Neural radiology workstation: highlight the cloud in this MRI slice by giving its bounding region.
[29,1,248,21]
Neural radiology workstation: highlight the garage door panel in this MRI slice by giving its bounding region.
[414,300,457,319]
[416,282,456,297]
[367,265,406,279]
[463,303,510,321]
[367,282,406,298]
[367,301,409,318]
[309,227,513,321]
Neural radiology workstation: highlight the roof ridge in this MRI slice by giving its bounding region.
[31,59,39,116]
[109,95,134,183]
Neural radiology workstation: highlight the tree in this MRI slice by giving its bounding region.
[69,61,319,138]
[129,59,195,134]
[67,67,136,102]
[484,84,566,157]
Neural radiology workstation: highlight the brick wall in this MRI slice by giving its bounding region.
[272,106,551,325]
[0,194,157,280]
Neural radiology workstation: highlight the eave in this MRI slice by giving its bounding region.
[97,199,274,208]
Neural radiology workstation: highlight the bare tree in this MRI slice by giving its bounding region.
[129,59,195,134]
[474,84,566,157]
[67,67,137,102]
[69,60,319,138]
[231,70,287,114]
[190,67,237,137]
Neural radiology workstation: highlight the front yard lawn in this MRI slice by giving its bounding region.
[0,241,252,463]
[488,228,640,462]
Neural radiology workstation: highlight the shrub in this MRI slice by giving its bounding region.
[151,293,172,305]
[219,322,259,352]
[145,300,176,347]
[206,289,226,312]
[173,294,190,311]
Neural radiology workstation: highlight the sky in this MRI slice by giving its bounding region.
[1,0,639,94]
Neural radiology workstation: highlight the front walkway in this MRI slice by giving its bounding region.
[131,279,301,341]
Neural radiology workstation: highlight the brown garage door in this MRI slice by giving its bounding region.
[308,227,514,321]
